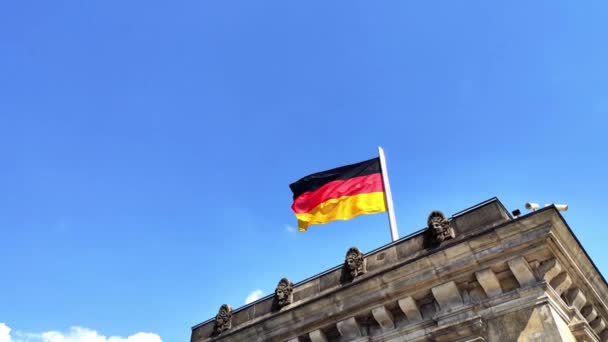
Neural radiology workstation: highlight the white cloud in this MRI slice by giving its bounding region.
[0,324,161,342]
[38,327,161,342]
[285,224,296,233]
[0,323,11,342]
[245,289,264,304]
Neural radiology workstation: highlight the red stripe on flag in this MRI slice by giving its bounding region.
[291,173,384,214]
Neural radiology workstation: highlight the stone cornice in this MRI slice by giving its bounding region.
[545,211,608,315]
[191,200,608,342]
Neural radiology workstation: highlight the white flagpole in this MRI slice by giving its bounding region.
[378,146,399,242]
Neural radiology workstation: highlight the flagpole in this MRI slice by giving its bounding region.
[378,146,399,242]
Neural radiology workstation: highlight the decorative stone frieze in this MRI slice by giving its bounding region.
[212,304,232,336]
[344,247,366,280]
[274,277,293,308]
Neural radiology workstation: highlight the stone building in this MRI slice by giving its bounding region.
[191,198,608,341]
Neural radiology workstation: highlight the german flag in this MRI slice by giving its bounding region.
[289,158,387,232]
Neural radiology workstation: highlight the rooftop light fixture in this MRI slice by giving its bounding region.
[546,204,568,212]
[525,202,540,211]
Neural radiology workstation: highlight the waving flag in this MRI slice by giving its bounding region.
[289,158,387,232]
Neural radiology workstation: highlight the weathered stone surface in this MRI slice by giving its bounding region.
[366,247,398,272]
[549,272,572,296]
[590,318,606,335]
[582,305,598,322]
[475,268,503,298]
[318,268,341,292]
[508,256,537,287]
[398,296,423,323]
[538,258,562,283]
[252,297,273,319]
[231,305,254,327]
[600,329,608,342]
[468,282,487,302]
[336,317,362,339]
[395,234,425,260]
[432,281,463,311]
[287,338,301,342]
[487,304,574,341]
[433,317,486,342]
[569,318,598,342]
[565,288,587,311]
[450,200,510,235]
[371,305,394,331]
[308,329,327,342]
[292,278,319,303]
[190,322,213,342]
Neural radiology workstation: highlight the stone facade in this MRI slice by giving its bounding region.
[191,198,608,342]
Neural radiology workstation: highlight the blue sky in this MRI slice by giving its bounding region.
[1,1,607,342]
